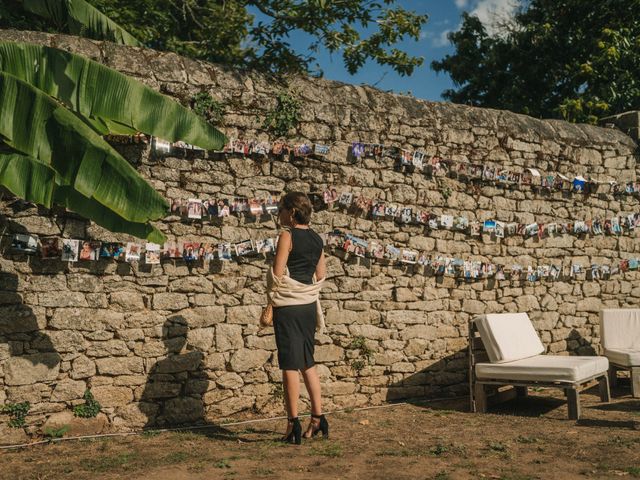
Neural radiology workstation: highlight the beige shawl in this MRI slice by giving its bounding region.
[266,267,325,332]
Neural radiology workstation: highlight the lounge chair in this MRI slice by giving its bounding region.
[469,313,610,420]
[600,309,640,397]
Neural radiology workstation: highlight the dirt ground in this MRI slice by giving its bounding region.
[2,385,640,480]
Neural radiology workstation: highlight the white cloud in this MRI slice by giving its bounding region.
[454,0,470,8]
[420,28,453,48]
[469,0,519,34]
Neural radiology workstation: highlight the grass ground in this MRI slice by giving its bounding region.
[2,385,640,480]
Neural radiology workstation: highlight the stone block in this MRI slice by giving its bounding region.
[71,355,96,379]
[95,357,144,376]
[169,277,213,293]
[110,291,145,310]
[187,328,215,351]
[153,293,189,311]
[216,324,244,351]
[48,330,86,353]
[38,292,87,308]
[314,345,344,363]
[229,349,271,371]
[227,305,261,324]
[92,385,134,408]
[5,353,60,386]
[216,372,244,389]
[51,379,86,402]
[86,340,130,358]
[50,308,125,331]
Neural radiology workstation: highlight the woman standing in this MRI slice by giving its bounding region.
[269,192,328,445]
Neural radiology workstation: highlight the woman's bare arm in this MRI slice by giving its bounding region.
[273,230,292,277]
[315,252,326,281]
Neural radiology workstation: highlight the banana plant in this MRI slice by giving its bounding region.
[0,42,227,243]
[21,0,142,46]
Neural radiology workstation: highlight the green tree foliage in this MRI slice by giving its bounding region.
[432,0,640,123]
[2,0,428,77]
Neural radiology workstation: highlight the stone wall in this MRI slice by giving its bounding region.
[1,30,639,437]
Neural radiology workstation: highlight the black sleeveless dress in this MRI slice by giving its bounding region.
[273,227,324,370]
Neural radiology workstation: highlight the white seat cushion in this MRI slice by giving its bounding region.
[474,313,544,363]
[475,355,609,383]
[600,309,640,351]
[604,348,640,367]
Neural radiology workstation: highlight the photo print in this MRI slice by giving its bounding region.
[253,141,271,156]
[417,251,429,266]
[372,200,386,218]
[162,241,181,259]
[187,198,203,219]
[344,234,367,258]
[482,220,496,234]
[355,196,373,214]
[454,216,469,231]
[367,240,385,260]
[171,198,185,216]
[384,203,399,218]
[125,242,141,262]
[79,241,101,261]
[100,242,125,259]
[400,249,418,264]
[323,188,339,206]
[265,196,279,214]
[202,243,217,261]
[314,144,330,156]
[400,207,413,224]
[234,239,256,257]
[524,223,539,238]
[256,238,276,255]
[400,149,412,167]
[338,192,353,207]
[217,199,231,217]
[61,239,80,262]
[326,231,345,249]
[416,210,430,225]
[495,221,505,238]
[145,243,161,264]
[412,151,425,170]
[182,241,202,261]
[40,237,61,259]
[384,244,401,261]
[249,199,264,216]
[440,215,454,229]
[218,242,233,261]
[10,233,38,254]
[469,222,481,236]
[351,142,365,158]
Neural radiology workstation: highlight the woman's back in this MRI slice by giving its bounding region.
[286,228,323,284]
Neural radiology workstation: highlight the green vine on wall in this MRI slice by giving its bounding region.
[1,402,30,428]
[349,336,374,374]
[262,90,300,137]
[73,389,101,418]
[191,91,226,125]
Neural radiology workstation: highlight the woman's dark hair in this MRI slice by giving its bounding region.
[280,192,312,225]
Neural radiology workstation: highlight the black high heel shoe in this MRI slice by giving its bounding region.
[281,417,302,445]
[304,414,329,439]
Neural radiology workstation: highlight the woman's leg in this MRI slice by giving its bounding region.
[301,366,322,415]
[283,369,300,418]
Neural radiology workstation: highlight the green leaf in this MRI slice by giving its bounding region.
[0,152,56,207]
[0,71,168,225]
[23,0,142,46]
[54,186,166,244]
[0,41,227,150]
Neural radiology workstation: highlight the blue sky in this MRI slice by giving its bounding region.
[249,0,518,102]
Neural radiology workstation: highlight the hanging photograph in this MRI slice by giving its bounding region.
[495,221,505,238]
[41,238,61,259]
[256,238,276,255]
[338,192,354,207]
[412,151,425,169]
[400,249,418,264]
[454,216,469,231]
[355,196,373,214]
[384,203,399,218]
[400,207,413,224]
[187,199,203,219]
[265,196,279,214]
[145,243,161,264]
[234,239,256,257]
[469,222,481,236]
[400,149,412,166]
[125,242,141,262]
[367,240,385,260]
[351,142,365,158]
[100,242,125,259]
[182,241,202,261]
[10,233,39,254]
[161,241,181,259]
[416,210,430,225]
[202,243,217,261]
[482,220,496,234]
[314,144,330,156]
[249,199,264,216]
[372,201,386,217]
[61,239,80,262]
[524,223,539,238]
[326,231,345,248]
[440,215,454,229]
[217,199,231,217]
[79,241,101,261]
[344,234,367,257]
[384,244,401,261]
[218,243,233,261]
[294,143,313,157]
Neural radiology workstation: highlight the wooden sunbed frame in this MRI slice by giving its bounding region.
[608,362,640,398]
[468,319,610,420]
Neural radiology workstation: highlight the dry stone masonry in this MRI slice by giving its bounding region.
[1,30,639,438]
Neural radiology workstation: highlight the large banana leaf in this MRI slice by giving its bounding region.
[0,72,169,226]
[0,152,56,207]
[0,41,227,150]
[54,186,166,244]
[23,0,142,47]
[0,152,165,242]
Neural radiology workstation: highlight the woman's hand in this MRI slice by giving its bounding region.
[315,252,326,281]
[273,230,292,278]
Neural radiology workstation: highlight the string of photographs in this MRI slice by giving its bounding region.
[110,133,638,197]
[325,230,639,282]
[6,234,279,264]
[7,232,639,283]
[320,190,640,239]
[350,142,639,196]
[150,136,331,159]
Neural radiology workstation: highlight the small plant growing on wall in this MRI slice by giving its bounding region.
[262,90,300,137]
[1,402,30,428]
[349,336,374,374]
[73,389,101,418]
[191,91,226,125]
